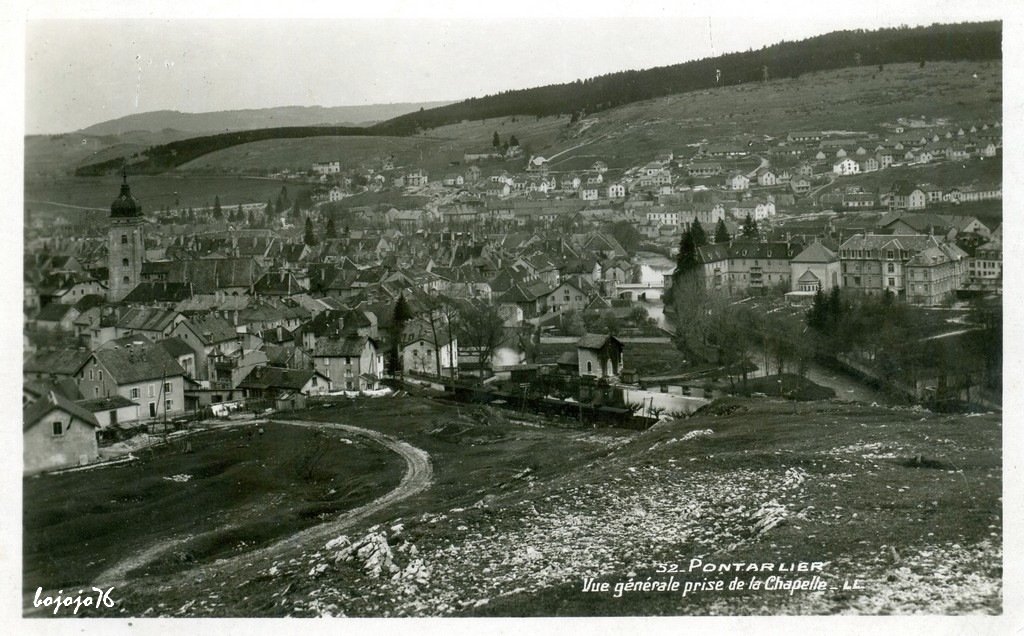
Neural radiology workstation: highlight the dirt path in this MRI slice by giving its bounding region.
[234,419,432,557]
[26,419,431,615]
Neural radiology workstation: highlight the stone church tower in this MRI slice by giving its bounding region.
[107,169,145,302]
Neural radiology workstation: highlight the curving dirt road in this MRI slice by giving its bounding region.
[26,418,431,615]
[235,419,432,558]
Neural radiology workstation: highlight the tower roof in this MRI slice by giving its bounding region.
[111,166,141,218]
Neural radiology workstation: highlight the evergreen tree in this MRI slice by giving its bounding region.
[742,213,758,239]
[388,293,414,377]
[492,131,500,148]
[690,220,708,247]
[325,216,337,240]
[303,217,317,246]
[674,227,699,275]
[827,286,842,324]
[714,218,731,243]
[807,289,828,331]
[509,134,519,147]
[212,195,223,220]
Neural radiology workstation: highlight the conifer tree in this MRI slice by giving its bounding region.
[303,217,317,246]
[714,218,731,243]
[742,213,759,239]
[690,220,707,247]
[675,227,698,275]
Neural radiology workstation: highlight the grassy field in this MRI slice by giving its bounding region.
[84,393,1001,617]
[25,174,303,220]
[819,157,1002,197]
[531,61,1000,169]
[25,130,196,178]
[175,135,458,176]
[29,61,999,182]
[23,421,404,593]
[464,398,1001,616]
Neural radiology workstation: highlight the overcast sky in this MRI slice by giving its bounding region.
[24,10,1000,134]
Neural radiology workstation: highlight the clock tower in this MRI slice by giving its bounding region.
[107,168,145,302]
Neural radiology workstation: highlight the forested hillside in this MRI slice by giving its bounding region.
[74,21,1000,176]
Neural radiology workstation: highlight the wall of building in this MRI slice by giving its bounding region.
[24,412,98,475]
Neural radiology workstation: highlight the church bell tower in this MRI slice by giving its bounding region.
[107,167,145,302]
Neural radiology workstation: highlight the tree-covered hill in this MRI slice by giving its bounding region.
[74,21,1001,176]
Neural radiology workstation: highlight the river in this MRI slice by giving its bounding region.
[631,252,889,404]
[634,251,675,330]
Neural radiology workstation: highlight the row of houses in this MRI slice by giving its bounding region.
[686,222,997,306]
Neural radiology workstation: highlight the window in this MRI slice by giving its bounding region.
[148,384,155,398]
[586,361,593,373]
[887,263,895,274]
[122,276,130,284]
[131,387,140,399]
[164,382,171,394]
[888,278,896,287]
[88,369,94,380]
[52,420,64,436]
[887,250,894,260]
[121,234,128,244]
[165,399,173,411]
[94,387,99,397]
[122,258,129,267]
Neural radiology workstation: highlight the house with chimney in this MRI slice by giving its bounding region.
[75,340,187,422]
[171,314,242,381]
[23,390,100,475]
[313,335,384,391]
[838,233,965,301]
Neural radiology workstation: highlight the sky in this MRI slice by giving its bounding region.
[22,4,1006,134]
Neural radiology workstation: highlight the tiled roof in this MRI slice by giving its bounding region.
[24,390,99,431]
[792,241,838,264]
[75,395,138,412]
[839,233,940,253]
[36,303,75,322]
[123,282,194,304]
[156,336,196,358]
[237,366,319,391]
[95,343,186,384]
[116,307,180,333]
[24,349,91,376]
[576,333,622,351]
[314,335,375,357]
[180,314,237,344]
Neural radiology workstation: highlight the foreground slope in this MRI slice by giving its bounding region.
[167,61,1000,177]
[105,396,999,617]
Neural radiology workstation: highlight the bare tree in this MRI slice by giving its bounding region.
[457,301,507,378]
[421,292,461,378]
